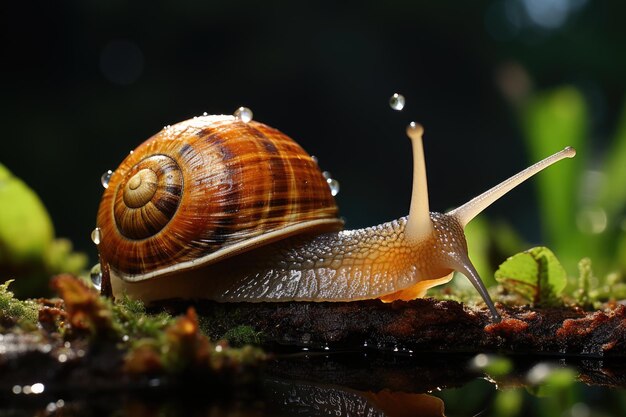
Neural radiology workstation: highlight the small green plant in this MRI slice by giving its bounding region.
[494,247,567,307]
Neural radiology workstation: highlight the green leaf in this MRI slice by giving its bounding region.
[495,247,567,306]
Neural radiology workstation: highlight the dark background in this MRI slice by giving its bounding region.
[2,1,625,264]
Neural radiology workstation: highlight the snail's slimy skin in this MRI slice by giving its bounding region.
[109,214,464,304]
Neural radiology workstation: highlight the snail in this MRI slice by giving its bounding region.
[94,112,575,321]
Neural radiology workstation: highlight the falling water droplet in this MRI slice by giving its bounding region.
[91,227,102,245]
[327,178,340,196]
[234,107,253,123]
[389,93,406,111]
[101,170,113,189]
[90,263,102,291]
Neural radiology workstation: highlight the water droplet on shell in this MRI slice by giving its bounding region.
[101,170,113,189]
[90,263,102,291]
[234,106,253,123]
[91,227,102,245]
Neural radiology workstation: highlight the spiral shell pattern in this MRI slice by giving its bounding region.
[115,155,183,239]
[96,115,341,279]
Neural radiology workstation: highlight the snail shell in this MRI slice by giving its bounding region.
[97,115,342,282]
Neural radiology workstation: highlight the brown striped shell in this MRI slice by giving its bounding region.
[96,115,342,282]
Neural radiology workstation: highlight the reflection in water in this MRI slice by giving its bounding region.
[3,351,626,416]
[266,379,444,417]
[2,381,445,417]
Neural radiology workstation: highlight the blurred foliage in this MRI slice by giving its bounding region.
[0,164,54,265]
[0,163,87,298]
[439,356,624,417]
[521,88,587,273]
[520,87,626,287]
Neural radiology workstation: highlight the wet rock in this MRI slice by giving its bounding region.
[166,298,626,358]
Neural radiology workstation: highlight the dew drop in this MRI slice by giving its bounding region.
[101,170,113,189]
[91,227,102,245]
[322,171,331,180]
[90,263,102,291]
[327,178,340,196]
[234,106,253,123]
[389,93,406,111]
[311,155,319,165]
[203,111,208,116]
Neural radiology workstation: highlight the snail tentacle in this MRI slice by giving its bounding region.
[450,146,577,227]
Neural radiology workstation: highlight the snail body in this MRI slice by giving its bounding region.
[97,114,575,321]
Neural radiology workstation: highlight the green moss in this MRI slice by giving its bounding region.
[112,295,173,340]
[0,280,39,331]
[222,325,263,346]
[124,308,266,375]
